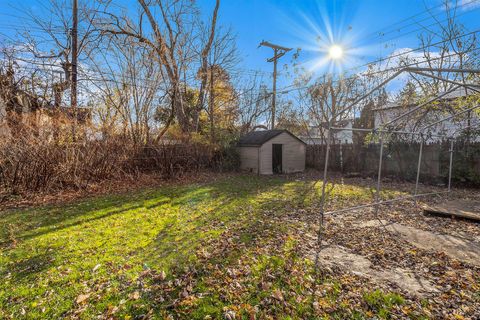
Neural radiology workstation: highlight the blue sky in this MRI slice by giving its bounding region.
[197,0,480,88]
[1,0,479,91]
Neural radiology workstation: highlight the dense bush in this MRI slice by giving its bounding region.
[212,144,241,172]
[0,134,234,196]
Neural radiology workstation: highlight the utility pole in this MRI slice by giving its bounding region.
[259,41,291,129]
[71,0,78,140]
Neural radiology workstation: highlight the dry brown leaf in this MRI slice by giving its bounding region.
[272,289,284,301]
[159,270,167,281]
[129,291,140,300]
[75,293,90,304]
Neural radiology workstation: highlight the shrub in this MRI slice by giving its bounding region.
[0,134,238,197]
[212,144,240,172]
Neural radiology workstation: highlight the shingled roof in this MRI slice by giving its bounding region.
[237,129,306,147]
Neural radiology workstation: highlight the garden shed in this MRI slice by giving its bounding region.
[237,129,306,175]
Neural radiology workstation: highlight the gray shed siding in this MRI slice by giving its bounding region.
[259,132,306,175]
[238,146,259,173]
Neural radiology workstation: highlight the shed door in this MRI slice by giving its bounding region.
[272,144,282,173]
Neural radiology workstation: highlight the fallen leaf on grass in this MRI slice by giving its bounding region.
[106,305,119,315]
[129,291,140,300]
[159,270,167,280]
[75,293,90,304]
[223,309,236,320]
[272,289,284,301]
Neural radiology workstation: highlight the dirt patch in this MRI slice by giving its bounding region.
[292,196,480,318]
[359,220,480,266]
[315,244,439,297]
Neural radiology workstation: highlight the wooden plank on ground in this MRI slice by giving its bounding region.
[423,200,480,222]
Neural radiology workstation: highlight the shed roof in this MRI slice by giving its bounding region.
[238,129,306,147]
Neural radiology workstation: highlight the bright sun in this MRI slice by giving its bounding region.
[328,44,344,60]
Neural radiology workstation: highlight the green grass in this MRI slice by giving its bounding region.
[0,175,409,319]
[363,290,405,319]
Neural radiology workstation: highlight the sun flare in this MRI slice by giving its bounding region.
[328,44,344,60]
[278,3,375,75]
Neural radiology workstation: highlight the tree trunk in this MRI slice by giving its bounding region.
[209,67,215,142]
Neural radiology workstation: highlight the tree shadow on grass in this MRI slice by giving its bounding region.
[3,173,422,318]
[133,186,299,318]
[6,204,146,245]
[137,175,293,266]
[16,198,173,245]
[0,191,175,247]
[132,177,312,312]
[2,251,56,281]
[129,176,438,318]
[0,174,330,319]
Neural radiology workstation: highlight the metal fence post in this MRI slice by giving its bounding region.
[414,135,424,203]
[319,127,332,226]
[375,133,384,214]
[448,139,454,193]
[315,125,332,268]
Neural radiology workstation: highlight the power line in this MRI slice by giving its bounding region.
[2,1,475,78]
[3,55,273,90]
[8,43,479,111]
[362,0,479,42]
[3,0,479,112]
[273,29,480,95]
[5,63,269,97]
[373,2,480,45]
[349,28,480,74]
[7,32,479,98]
[267,1,480,103]
[276,46,480,96]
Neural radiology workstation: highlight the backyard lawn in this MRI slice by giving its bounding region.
[1,174,479,319]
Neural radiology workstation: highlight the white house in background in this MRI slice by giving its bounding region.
[237,129,306,175]
[299,119,355,145]
[373,87,480,141]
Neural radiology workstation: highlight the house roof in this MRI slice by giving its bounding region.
[316,118,354,129]
[372,87,478,112]
[238,129,306,147]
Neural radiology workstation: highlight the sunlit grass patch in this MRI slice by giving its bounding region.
[363,289,405,319]
[0,174,419,319]
[0,175,292,318]
[296,180,408,211]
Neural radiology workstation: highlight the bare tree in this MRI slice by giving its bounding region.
[0,0,102,141]
[192,0,220,133]
[97,0,222,138]
[301,74,363,144]
[237,81,272,134]
[85,41,166,144]
[373,0,480,138]
[206,27,238,141]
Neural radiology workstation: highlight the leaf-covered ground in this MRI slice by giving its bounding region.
[1,173,479,319]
